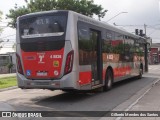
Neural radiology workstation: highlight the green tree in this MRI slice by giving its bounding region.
[6,0,107,28]
[7,62,14,73]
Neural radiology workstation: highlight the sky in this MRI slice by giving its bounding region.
[0,0,160,53]
[94,0,160,42]
[0,0,26,53]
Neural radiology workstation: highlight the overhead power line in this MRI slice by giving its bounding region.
[113,23,160,30]
[113,23,160,37]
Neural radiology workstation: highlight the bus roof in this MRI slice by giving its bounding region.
[71,11,146,40]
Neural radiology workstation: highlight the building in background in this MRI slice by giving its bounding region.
[0,39,16,74]
[0,52,16,74]
[149,43,160,65]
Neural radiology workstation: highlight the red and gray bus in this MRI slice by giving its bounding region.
[16,10,146,91]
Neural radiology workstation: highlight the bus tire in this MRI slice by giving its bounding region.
[103,69,113,91]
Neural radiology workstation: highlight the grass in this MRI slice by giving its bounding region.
[0,77,17,89]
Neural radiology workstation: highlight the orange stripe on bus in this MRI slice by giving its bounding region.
[79,66,131,85]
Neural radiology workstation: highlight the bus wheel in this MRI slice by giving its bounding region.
[103,69,113,91]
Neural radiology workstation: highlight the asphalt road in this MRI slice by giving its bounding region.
[0,77,157,111]
[0,65,160,119]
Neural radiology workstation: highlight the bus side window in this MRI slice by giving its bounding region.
[103,31,113,53]
[78,23,90,65]
[124,37,134,62]
[111,33,124,62]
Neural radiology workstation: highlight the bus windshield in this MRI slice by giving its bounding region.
[20,15,67,38]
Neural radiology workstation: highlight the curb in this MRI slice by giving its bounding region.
[0,86,18,92]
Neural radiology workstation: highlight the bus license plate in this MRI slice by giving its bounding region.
[36,71,48,76]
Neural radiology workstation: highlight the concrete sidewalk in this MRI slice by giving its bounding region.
[111,78,160,120]
[129,80,160,111]
[120,79,160,120]
[98,78,160,120]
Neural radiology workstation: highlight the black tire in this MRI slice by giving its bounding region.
[103,69,113,91]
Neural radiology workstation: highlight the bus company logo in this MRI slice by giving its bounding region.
[37,53,45,64]
[53,61,59,67]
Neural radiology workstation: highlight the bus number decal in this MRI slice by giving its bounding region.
[107,54,113,60]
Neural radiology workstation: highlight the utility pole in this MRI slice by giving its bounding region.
[144,42,148,72]
[144,23,148,72]
[144,24,147,36]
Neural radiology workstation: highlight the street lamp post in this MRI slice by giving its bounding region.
[107,12,128,22]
